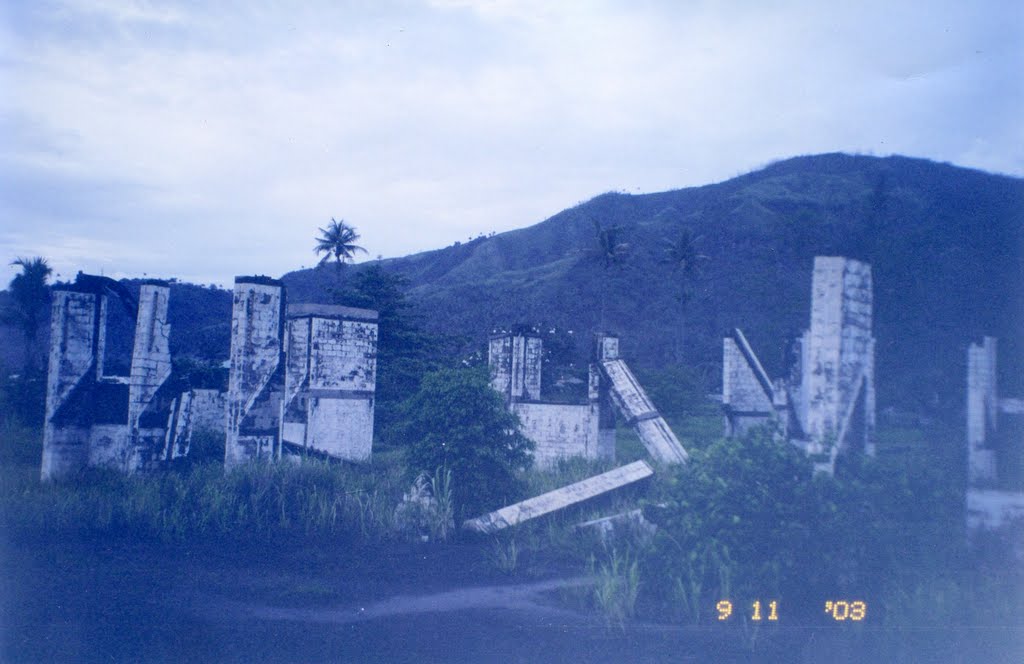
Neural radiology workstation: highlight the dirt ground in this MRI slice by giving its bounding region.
[2,531,1017,663]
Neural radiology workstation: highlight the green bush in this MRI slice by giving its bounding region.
[640,427,967,624]
[398,367,534,520]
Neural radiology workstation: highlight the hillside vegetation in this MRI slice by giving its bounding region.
[284,153,1024,422]
[4,153,1021,424]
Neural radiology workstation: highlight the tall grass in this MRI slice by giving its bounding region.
[590,548,641,629]
[0,453,407,543]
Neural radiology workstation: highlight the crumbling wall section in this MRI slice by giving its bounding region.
[225,277,285,467]
[463,460,654,534]
[590,363,616,460]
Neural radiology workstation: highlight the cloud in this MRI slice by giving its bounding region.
[1,1,1020,288]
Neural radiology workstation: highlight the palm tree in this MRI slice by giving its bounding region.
[660,228,707,362]
[3,257,53,374]
[592,218,629,269]
[314,218,367,272]
[590,219,630,330]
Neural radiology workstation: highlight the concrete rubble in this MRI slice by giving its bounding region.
[393,471,455,541]
[463,460,654,534]
[575,508,657,545]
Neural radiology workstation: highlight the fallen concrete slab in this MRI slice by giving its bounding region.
[599,359,688,464]
[462,460,654,534]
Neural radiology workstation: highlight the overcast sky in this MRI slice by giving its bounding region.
[1,1,1021,287]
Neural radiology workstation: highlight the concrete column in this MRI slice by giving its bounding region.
[126,283,172,471]
[967,337,998,485]
[488,329,542,404]
[225,277,285,467]
[40,289,101,480]
[798,257,876,458]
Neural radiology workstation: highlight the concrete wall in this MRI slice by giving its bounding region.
[590,363,616,460]
[280,304,378,462]
[41,278,182,478]
[225,277,285,466]
[513,402,601,468]
[490,331,615,467]
[87,424,130,469]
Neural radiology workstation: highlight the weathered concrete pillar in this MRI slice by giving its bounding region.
[593,333,619,459]
[488,328,542,405]
[126,282,172,471]
[225,277,286,467]
[595,334,619,361]
[795,257,876,462]
[967,337,999,485]
[40,288,102,480]
[589,363,616,461]
[280,303,378,462]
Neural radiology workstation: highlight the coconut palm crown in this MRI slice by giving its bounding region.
[314,218,367,271]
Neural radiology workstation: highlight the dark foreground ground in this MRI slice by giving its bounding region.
[2,531,1020,664]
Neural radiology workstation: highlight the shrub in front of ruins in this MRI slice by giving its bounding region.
[399,367,534,521]
[643,428,821,616]
[639,427,969,625]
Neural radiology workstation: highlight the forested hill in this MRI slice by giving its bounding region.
[283,153,1024,419]
[3,153,1021,423]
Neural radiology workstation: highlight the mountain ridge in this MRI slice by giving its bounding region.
[283,152,1024,421]
[4,153,1021,426]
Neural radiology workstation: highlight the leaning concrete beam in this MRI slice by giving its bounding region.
[600,359,688,464]
[462,460,654,534]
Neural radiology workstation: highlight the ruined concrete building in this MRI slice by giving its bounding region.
[488,329,686,468]
[722,256,876,473]
[965,337,1024,535]
[225,277,378,467]
[41,277,183,479]
[42,273,379,479]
